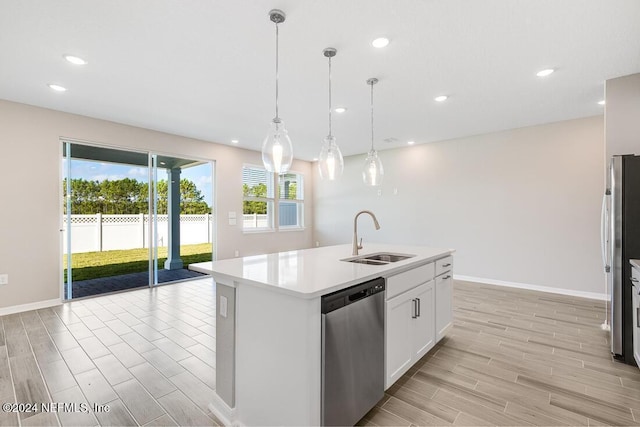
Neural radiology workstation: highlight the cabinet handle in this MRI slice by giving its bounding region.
[442,263,451,267]
[411,299,418,319]
[416,297,421,317]
[638,308,640,328]
[442,275,451,280]
[632,277,639,283]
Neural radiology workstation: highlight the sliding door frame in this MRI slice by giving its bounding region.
[60,138,217,300]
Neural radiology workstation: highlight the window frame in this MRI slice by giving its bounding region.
[242,164,275,232]
[241,165,305,233]
[278,171,305,230]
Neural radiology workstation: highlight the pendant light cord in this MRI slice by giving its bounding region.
[275,22,279,120]
[328,56,332,137]
[370,81,375,151]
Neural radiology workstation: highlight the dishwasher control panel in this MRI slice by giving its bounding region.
[321,278,385,314]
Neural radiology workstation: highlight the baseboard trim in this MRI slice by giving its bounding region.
[208,393,238,427]
[453,275,607,301]
[0,298,61,316]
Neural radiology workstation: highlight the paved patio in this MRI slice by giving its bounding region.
[65,268,207,299]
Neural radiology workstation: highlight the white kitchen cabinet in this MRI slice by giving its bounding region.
[384,255,453,389]
[632,263,640,367]
[385,277,435,389]
[385,286,417,387]
[435,254,453,342]
[633,283,639,367]
[412,281,436,359]
[435,272,453,341]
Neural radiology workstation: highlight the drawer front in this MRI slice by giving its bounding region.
[386,263,435,300]
[435,256,453,276]
[435,273,453,341]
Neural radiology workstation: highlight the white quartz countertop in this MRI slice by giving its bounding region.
[631,259,640,270]
[190,243,454,299]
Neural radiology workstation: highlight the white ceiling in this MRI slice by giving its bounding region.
[1,0,639,161]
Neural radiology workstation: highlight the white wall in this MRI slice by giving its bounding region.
[605,73,640,159]
[314,116,605,296]
[0,99,313,310]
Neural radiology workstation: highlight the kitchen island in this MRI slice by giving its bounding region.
[190,243,454,426]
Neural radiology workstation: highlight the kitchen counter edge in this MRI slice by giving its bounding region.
[190,244,455,299]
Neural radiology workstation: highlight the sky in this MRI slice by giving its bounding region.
[64,159,213,206]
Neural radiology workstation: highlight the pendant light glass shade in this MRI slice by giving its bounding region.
[262,9,293,174]
[363,78,384,186]
[363,148,384,186]
[319,135,344,180]
[262,118,293,174]
[318,47,344,180]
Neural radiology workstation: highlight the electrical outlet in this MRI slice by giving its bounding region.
[316,241,320,247]
[235,250,239,257]
[220,295,228,318]
[0,274,8,286]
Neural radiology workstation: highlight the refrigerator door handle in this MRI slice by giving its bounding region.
[601,193,611,273]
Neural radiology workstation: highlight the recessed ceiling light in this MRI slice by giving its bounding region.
[231,139,239,144]
[598,100,606,106]
[407,140,415,145]
[434,95,448,102]
[536,68,555,77]
[312,158,318,162]
[372,37,390,48]
[48,84,67,92]
[334,107,347,113]
[160,161,166,165]
[63,54,87,65]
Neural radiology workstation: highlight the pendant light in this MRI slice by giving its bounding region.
[262,9,293,175]
[318,48,344,181]
[363,78,384,186]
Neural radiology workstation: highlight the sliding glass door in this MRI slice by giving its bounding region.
[62,141,214,299]
[150,153,159,286]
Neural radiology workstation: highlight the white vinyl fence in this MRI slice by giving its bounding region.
[63,214,213,253]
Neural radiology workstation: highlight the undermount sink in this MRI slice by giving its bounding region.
[342,252,416,265]
[364,254,414,263]
[348,258,388,265]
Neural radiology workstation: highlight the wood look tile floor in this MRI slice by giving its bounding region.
[360,280,640,427]
[2,278,640,426]
[0,278,220,427]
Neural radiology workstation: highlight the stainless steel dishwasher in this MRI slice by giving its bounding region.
[321,277,385,426]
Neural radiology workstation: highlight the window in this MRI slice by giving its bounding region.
[242,166,274,230]
[279,172,304,228]
[241,166,304,231]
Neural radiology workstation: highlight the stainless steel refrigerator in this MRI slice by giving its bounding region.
[602,154,640,364]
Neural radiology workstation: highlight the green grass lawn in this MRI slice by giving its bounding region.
[64,243,213,281]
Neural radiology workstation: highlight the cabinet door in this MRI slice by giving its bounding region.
[385,291,415,389]
[435,273,453,341]
[633,284,640,367]
[413,281,435,360]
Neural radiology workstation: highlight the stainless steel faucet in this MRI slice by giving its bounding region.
[352,210,381,255]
